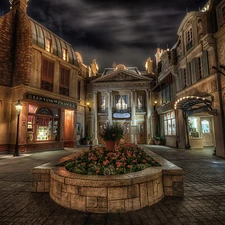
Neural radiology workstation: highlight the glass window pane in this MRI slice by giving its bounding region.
[168,120,172,135]
[172,119,176,135]
[201,120,210,133]
[164,121,168,135]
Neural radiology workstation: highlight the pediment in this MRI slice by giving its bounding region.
[91,69,151,83]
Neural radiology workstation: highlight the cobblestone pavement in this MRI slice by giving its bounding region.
[1,145,225,225]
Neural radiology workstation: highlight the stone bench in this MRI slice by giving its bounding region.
[32,148,184,213]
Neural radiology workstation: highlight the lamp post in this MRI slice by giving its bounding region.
[14,100,23,157]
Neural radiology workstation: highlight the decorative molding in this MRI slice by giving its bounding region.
[211,79,218,92]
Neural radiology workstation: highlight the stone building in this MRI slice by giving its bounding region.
[154,0,225,158]
[0,0,88,153]
[86,63,156,146]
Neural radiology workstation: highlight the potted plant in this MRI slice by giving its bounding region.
[85,137,92,145]
[99,123,124,151]
[153,135,165,145]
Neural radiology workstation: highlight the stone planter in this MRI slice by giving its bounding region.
[32,148,184,213]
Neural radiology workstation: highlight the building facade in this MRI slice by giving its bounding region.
[86,63,156,146]
[154,0,225,158]
[0,0,88,153]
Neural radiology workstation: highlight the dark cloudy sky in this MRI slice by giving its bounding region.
[0,0,207,71]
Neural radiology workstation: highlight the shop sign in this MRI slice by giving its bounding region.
[113,112,131,119]
[26,94,77,109]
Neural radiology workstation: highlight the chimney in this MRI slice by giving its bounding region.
[9,0,29,12]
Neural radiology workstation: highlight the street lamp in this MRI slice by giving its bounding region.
[14,100,23,156]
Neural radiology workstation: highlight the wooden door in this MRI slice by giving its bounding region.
[137,122,145,144]
[64,110,75,147]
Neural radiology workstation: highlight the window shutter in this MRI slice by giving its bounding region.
[42,59,48,79]
[65,69,70,87]
[178,69,182,91]
[191,59,197,84]
[202,50,209,77]
[48,61,54,81]
[186,65,191,87]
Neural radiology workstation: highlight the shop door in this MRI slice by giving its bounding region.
[64,110,74,147]
[200,118,214,146]
[137,122,145,144]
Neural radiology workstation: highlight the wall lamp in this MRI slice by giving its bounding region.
[153,99,158,110]
[14,100,23,156]
[87,100,91,111]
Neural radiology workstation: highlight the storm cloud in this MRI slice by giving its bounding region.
[0,0,206,70]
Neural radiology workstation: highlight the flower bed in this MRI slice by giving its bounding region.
[63,143,161,175]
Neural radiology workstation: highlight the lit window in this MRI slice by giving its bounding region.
[189,117,200,138]
[101,96,106,111]
[45,38,51,53]
[115,95,128,110]
[62,48,67,61]
[164,111,176,136]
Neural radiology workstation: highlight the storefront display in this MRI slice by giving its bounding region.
[27,105,59,143]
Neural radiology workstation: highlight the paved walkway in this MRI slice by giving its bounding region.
[0,145,225,225]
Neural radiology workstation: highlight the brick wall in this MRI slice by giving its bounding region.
[12,9,32,86]
[0,12,15,86]
[0,7,32,87]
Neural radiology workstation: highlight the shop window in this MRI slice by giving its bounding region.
[27,105,59,143]
[60,67,70,96]
[188,117,200,138]
[41,57,54,91]
[164,111,176,136]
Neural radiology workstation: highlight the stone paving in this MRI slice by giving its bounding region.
[0,145,225,225]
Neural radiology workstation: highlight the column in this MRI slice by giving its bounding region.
[131,89,135,126]
[93,91,98,145]
[145,89,151,144]
[108,91,112,124]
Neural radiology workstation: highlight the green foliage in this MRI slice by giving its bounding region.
[99,122,124,141]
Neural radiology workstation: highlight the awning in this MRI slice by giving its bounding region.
[175,96,212,111]
[174,96,217,116]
